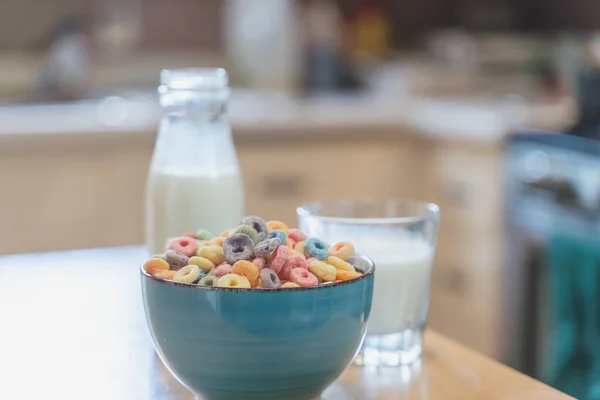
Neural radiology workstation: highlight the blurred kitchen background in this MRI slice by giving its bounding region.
[1,0,599,398]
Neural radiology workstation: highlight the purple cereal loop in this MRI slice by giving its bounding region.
[253,237,281,258]
[259,268,281,289]
[223,233,255,265]
[164,249,189,271]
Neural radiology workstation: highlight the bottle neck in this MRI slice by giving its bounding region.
[159,88,230,120]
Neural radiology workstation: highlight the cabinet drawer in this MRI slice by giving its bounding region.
[238,139,407,223]
[428,144,503,230]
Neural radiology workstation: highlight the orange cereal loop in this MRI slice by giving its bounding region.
[329,242,355,261]
[266,220,289,235]
[208,237,225,247]
[221,229,233,238]
[231,260,260,287]
[336,270,362,281]
[198,245,225,265]
[143,258,170,275]
[153,270,176,280]
[284,239,295,249]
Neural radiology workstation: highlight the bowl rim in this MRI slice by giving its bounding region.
[140,254,375,292]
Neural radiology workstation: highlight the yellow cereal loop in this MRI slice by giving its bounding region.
[329,241,355,261]
[289,249,306,259]
[144,258,170,275]
[188,256,215,273]
[208,237,225,247]
[336,270,362,281]
[217,273,251,288]
[266,220,289,235]
[308,260,337,282]
[173,265,201,284]
[284,239,295,249]
[294,241,306,256]
[281,282,300,288]
[198,245,225,265]
[327,256,355,272]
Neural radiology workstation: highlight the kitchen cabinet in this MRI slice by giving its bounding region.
[424,140,505,359]
[238,136,417,223]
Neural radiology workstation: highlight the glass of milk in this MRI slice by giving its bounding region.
[297,199,439,366]
[145,69,245,255]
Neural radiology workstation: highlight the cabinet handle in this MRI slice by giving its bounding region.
[261,175,304,198]
[443,178,472,208]
[446,266,467,295]
[434,265,467,296]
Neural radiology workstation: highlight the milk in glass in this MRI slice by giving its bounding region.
[320,235,434,335]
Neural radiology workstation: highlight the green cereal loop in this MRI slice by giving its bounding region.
[233,224,259,244]
[196,229,214,241]
[198,275,219,286]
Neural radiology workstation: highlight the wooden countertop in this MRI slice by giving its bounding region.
[0,246,572,400]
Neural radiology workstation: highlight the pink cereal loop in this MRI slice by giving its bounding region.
[289,253,308,270]
[266,246,289,275]
[168,237,198,257]
[288,228,307,243]
[214,263,232,277]
[252,257,265,271]
[279,261,293,280]
[279,253,307,280]
[289,268,318,287]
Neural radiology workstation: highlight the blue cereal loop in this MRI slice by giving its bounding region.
[304,238,330,260]
[266,230,287,246]
[192,269,206,284]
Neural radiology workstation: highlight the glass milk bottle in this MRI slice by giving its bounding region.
[145,68,244,255]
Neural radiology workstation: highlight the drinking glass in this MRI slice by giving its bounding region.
[297,199,440,366]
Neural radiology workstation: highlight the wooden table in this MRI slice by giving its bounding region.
[0,247,572,400]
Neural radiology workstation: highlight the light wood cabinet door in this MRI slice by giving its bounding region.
[238,137,414,224]
[427,142,503,232]
[424,141,505,358]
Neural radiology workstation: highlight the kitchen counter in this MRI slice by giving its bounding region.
[0,246,572,400]
[0,90,573,151]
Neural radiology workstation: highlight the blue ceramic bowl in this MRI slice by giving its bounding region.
[141,256,374,400]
